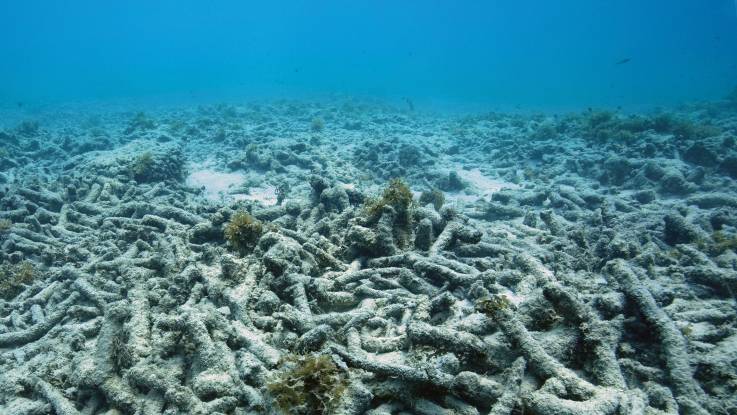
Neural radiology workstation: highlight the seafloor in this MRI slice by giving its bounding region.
[1,97,736,415]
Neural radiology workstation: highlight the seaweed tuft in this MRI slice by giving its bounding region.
[364,178,414,224]
[419,188,445,211]
[110,329,133,373]
[276,182,290,206]
[224,211,263,253]
[131,151,155,181]
[710,231,737,255]
[266,354,348,415]
[475,295,513,317]
[0,261,35,300]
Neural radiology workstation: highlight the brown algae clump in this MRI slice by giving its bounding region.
[131,151,154,181]
[364,178,414,223]
[224,211,263,252]
[476,295,513,317]
[267,354,348,415]
[0,261,34,300]
[110,329,133,374]
[418,188,445,211]
[709,231,737,255]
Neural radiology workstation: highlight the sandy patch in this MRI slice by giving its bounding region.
[241,185,278,206]
[446,167,518,203]
[187,168,278,206]
[457,168,517,195]
[373,351,405,365]
[187,169,246,201]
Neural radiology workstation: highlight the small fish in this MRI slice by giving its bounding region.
[16,102,23,108]
[615,58,631,65]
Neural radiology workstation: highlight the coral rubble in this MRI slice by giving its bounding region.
[0,99,736,414]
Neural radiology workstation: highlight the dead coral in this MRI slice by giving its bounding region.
[266,354,348,415]
[581,110,721,143]
[361,178,415,250]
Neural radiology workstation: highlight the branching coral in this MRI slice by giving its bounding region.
[266,354,348,415]
[224,211,264,253]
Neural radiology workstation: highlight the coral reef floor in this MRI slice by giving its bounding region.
[1,98,737,414]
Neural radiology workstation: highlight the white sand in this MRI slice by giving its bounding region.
[448,167,518,203]
[187,169,246,201]
[187,168,278,206]
[241,185,278,206]
[457,168,516,195]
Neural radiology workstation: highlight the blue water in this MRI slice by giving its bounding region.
[1,0,736,111]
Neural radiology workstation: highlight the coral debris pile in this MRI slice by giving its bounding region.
[0,99,736,414]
